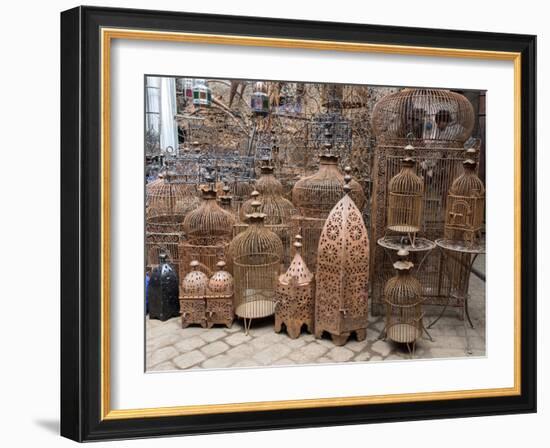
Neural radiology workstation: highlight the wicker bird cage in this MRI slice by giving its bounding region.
[180,260,209,328]
[445,149,485,245]
[315,175,370,346]
[229,179,254,219]
[219,185,236,215]
[274,235,315,339]
[291,140,366,272]
[145,171,201,273]
[386,152,425,246]
[384,250,425,354]
[370,88,476,312]
[205,260,235,328]
[228,200,284,334]
[180,183,236,279]
[237,166,297,266]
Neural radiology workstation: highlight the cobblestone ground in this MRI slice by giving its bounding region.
[146,257,486,372]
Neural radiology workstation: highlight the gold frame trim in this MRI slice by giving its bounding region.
[100,28,522,421]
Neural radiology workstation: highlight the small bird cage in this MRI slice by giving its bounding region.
[192,79,212,107]
[180,260,209,328]
[145,171,200,272]
[205,260,235,328]
[219,185,235,215]
[228,200,284,334]
[148,253,180,321]
[445,149,485,245]
[386,151,424,246]
[315,175,370,346]
[384,249,425,355]
[180,181,236,279]
[251,81,270,115]
[228,179,254,220]
[274,235,315,339]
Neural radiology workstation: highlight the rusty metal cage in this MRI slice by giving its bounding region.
[205,260,235,328]
[180,260,209,328]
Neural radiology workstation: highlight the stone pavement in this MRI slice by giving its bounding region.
[146,257,486,372]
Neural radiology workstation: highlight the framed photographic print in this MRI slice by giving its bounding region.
[60,6,536,442]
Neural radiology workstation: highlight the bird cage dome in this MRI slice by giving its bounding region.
[384,250,425,354]
[180,260,209,328]
[192,79,212,107]
[274,235,315,339]
[251,81,270,115]
[386,151,425,246]
[180,182,236,279]
[445,149,485,245]
[205,260,235,328]
[315,175,370,346]
[228,200,284,334]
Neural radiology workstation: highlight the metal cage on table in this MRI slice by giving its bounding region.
[370,88,476,312]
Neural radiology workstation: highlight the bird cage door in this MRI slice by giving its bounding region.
[448,199,471,228]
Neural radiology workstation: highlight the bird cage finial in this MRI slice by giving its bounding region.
[343,166,352,195]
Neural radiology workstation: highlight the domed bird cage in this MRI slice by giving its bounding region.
[386,151,425,246]
[274,235,315,339]
[291,139,365,272]
[370,88,476,312]
[251,81,270,115]
[237,165,297,266]
[180,180,236,279]
[445,149,485,245]
[145,170,200,273]
[228,201,284,334]
[205,260,235,328]
[180,260,209,328]
[315,175,370,346]
[192,79,212,107]
[384,250,425,356]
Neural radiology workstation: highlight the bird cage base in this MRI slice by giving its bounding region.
[180,298,207,328]
[205,296,234,328]
[274,285,314,339]
[386,323,422,345]
[235,299,276,320]
[386,225,421,234]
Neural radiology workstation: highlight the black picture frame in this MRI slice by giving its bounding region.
[61,5,536,442]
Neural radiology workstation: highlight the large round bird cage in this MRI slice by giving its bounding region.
[274,235,315,339]
[180,260,209,328]
[315,176,370,346]
[237,166,297,266]
[205,260,235,328]
[145,171,201,273]
[384,250,425,354]
[180,184,236,279]
[291,151,365,272]
[370,88,476,313]
[228,201,284,334]
[386,153,425,246]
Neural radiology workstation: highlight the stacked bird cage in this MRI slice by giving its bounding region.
[205,260,235,328]
[145,170,200,273]
[274,235,315,339]
[180,181,236,279]
[228,201,284,334]
[370,88,476,312]
[179,260,209,328]
[315,175,370,346]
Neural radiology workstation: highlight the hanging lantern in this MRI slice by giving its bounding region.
[179,260,208,328]
[148,253,180,321]
[205,260,235,328]
[251,81,270,115]
[228,200,284,334]
[192,79,212,107]
[386,149,424,246]
[274,235,315,339]
[445,148,485,245]
[384,249,424,354]
[315,174,370,346]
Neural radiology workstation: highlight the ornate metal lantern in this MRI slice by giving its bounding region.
[315,175,370,346]
[386,151,424,246]
[192,79,212,107]
[274,235,314,339]
[251,81,270,115]
[445,149,485,245]
[205,260,235,328]
[179,260,208,328]
[148,253,180,321]
[384,249,424,353]
[228,200,284,334]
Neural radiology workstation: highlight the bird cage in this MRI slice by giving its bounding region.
[315,175,370,346]
[445,149,485,245]
[291,145,365,272]
[386,152,424,246]
[192,79,212,107]
[180,182,236,279]
[148,253,180,321]
[251,81,270,115]
[228,200,284,334]
[205,260,235,328]
[145,171,201,272]
[384,250,425,354]
[180,260,209,328]
[237,165,297,266]
[228,179,254,219]
[370,88,476,312]
[219,185,235,215]
[274,235,315,338]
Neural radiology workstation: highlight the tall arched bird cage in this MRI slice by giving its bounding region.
[370,88,477,313]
